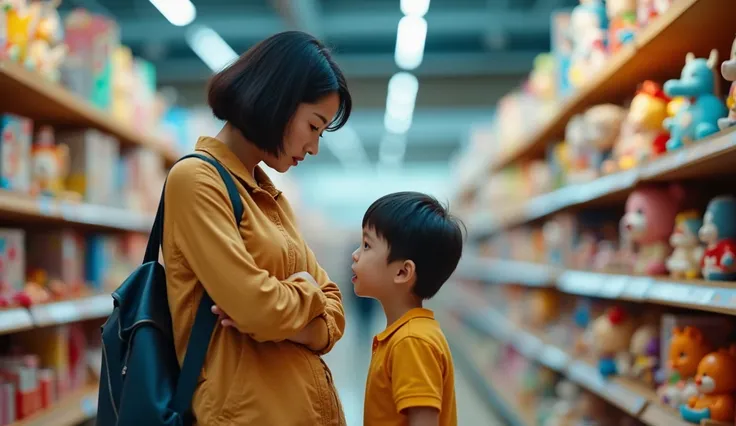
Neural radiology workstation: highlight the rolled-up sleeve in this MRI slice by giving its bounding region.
[166,159,327,342]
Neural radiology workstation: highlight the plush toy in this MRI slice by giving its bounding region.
[666,210,704,279]
[680,346,736,424]
[621,185,685,275]
[568,0,608,88]
[718,35,736,130]
[658,326,713,408]
[664,50,728,151]
[584,103,627,173]
[699,196,736,281]
[606,0,637,53]
[623,324,660,386]
[591,306,636,377]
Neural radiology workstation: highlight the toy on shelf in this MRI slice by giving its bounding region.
[718,35,736,130]
[637,0,674,26]
[590,306,635,377]
[664,50,728,151]
[666,210,704,280]
[699,196,736,281]
[658,326,713,409]
[680,346,736,424]
[605,81,671,173]
[30,125,70,198]
[621,185,684,276]
[606,0,637,53]
[25,0,67,81]
[568,0,608,89]
[621,324,660,387]
[584,104,627,178]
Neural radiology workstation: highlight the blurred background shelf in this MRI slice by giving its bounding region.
[10,383,98,426]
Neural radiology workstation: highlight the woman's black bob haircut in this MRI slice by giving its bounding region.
[207,31,352,156]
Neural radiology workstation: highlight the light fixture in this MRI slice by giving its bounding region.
[383,72,419,134]
[400,0,430,17]
[378,132,408,167]
[322,124,370,169]
[186,25,239,72]
[149,0,196,27]
[394,15,427,70]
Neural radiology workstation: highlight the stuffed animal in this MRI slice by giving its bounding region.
[621,185,685,275]
[591,306,636,377]
[699,196,736,281]
[658,326,713,408]
[681,346,736,423]
[666,210,704,279]
[718,35,736,130]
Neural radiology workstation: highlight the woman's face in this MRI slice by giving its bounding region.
[263,92,341,172]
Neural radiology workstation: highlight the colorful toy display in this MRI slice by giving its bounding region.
[666,210,704,279]
[0,114,32,193]
[591,306,636,377]
[625,324,660,386]
[606,0,637,53]
[568,0,608,89]
[664,50,728,151]
[699,196,736,281]
[719,35,736,130]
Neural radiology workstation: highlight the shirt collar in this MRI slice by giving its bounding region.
[194,136,281,198]
[376,308,434,342]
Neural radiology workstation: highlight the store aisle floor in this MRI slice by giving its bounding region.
[323,298,503,426]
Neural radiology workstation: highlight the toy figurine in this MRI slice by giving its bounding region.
[718,35,736,130]
[680,346,736,424]
[623,324,660,386]
[568,0,608,89]
[621,185,684,275]
[528,288,560,330]
[664,50,728,151]
[606,0,637,53]
[666,210,704,280]
[629,81,671,158]
[584,104,627,173]
[637,0,673,26]
[591,306,636,377]
[658,326,713,408]
[699,196,736,281]
[30,125,70,197]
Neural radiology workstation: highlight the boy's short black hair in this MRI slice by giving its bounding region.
[207,31,352,156]
[362,192,464,299]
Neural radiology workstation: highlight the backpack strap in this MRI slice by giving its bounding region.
[143,153,244,417]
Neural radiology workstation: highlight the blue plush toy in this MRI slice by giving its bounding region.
[663,50,728,151]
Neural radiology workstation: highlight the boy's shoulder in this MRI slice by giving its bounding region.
[385,311,450,354]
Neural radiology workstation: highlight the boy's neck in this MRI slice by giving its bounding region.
[380,294,423,327]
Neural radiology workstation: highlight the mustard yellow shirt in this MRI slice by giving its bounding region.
[364,308,457,426]
[162,137,346,426]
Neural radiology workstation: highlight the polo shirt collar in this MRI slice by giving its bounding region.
[194,136,281,198]
[376,308,434,342]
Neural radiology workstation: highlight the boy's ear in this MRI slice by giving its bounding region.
[394,259,417,287]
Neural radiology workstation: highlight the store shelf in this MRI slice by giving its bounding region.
[488,0,736,172]
[471,127,736,237]
[454,304,684,426]
[448,334,534,426]
[458,256,736,316]
[0,190,154,233]
[0,61,178,167]
[0,308,34,335]
[12,383,98,426]
[29,294,113,328]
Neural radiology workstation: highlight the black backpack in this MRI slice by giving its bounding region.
[97,153,243,426]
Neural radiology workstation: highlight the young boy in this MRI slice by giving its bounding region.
[352,191,464,426]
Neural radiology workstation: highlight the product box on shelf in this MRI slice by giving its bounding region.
[0,229,25,302]
[59,129,120,206]
[121,148,165,213]
[111,46,134,125]
[62,9,119,109]
[0,115,32,194]
[26,230,86,297]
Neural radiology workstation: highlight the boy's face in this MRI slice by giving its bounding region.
[351,227,400,299]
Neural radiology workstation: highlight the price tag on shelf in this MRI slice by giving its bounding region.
[647,282,715,307]
[598,275,629,299]
[621,277,652,300]
[707,287,736,311]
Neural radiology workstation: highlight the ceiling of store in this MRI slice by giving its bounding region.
[60,0,576,171]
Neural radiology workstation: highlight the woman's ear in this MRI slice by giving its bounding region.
[395,260,417,287]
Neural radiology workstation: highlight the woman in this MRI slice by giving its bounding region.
[162,31,351,425]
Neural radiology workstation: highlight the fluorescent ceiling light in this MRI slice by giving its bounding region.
[384,72,419,134]
[394,15,427,70]
[400,0,430,17]
[186,25,239,72]
[322,124,370,169]
[149,0,196,26]
[378,132,408,167]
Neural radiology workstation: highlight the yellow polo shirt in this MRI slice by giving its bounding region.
[364,308,457,426]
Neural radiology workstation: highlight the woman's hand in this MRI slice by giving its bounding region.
[212,271,320,329]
